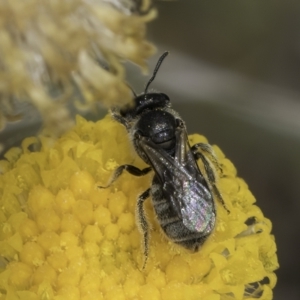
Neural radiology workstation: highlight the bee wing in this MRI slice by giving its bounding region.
[138,128,215,234]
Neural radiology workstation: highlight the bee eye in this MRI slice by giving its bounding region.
[160,93,170,102]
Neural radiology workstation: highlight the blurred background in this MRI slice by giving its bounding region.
[1,1,299,299]
[142,1,300,299]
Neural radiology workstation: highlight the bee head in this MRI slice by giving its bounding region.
[120,92,170,119]
[120,52,170,119]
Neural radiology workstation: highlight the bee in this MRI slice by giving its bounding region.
[102,52,227,268]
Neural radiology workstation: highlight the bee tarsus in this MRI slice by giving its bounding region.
[136,188,151,269]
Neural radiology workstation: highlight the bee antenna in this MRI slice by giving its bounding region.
[144,51,169,94]
[126,83,137,97]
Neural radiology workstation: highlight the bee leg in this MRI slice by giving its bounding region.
[111,108,130,129]
[191,143,223,175]
[193,150,229,213]
[99,165,152,188]
[136,188,151,270]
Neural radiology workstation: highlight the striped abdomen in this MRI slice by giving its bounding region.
[151,179,211,251]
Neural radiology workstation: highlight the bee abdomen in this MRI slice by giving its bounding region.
[162,220,209,251]
[151,182,209,251]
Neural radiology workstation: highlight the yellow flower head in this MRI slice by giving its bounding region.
[0,115,278,300]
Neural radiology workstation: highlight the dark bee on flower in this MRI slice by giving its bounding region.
[101,52,227,268]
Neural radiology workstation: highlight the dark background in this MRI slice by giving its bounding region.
[141,1,300,299]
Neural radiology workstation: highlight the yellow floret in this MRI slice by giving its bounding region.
[117,212,135,233]
[8,262,33,290]
[55,189,76,213]
[69,171,95,200]
[37,231,60,252]
[60,214,82,235]
[47,252,68,271]
[104,224,120,241]
[19,242,45,267]
[94,206,111,227]
[32,263,57,286]
[57,268,81,289]
[36,209,61,232]
[108,191,128,217]
[0,115,278,299]
[73,200,94,225]
[56,286,80,300]
[27,185,56,216]
[19,218,39,241]
[165,255,191,283]
[83,225,103,243]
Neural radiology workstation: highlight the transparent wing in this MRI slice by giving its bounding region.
[138,128,215,234]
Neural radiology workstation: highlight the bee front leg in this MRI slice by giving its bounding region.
[136,188,151,270]
[111,108,130,129]
[99,165,152,188]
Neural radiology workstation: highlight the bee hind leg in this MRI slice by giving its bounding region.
[191,143,223,174]
[136,188,151,270]
[192,145,229,213]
